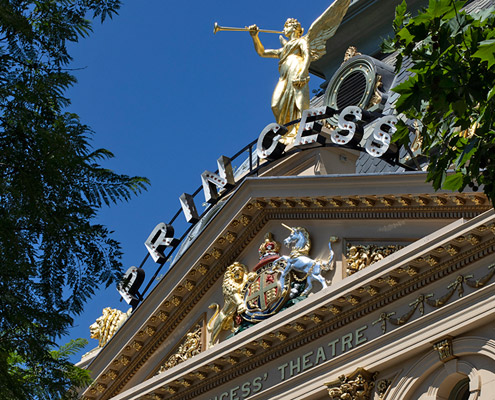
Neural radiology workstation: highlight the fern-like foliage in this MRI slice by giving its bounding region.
[0,1,150,397]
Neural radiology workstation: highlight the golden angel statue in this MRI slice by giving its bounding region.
[248,0,351,143]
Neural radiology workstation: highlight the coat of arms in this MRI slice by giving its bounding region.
[207,227,337,346]
[240,233,292,323]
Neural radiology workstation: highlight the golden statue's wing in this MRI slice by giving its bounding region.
[306,0,352,62]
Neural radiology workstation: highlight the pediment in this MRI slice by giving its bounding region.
[81,170,492,399]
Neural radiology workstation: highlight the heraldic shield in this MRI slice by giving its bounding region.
[240,233,292,323]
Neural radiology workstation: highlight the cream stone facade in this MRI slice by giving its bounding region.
[78,1,495,399]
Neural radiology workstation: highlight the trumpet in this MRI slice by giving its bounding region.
[213,22,283,35]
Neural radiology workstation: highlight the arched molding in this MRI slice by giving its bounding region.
[388,337,495,400]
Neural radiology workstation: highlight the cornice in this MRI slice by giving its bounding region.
[82,185,491,399]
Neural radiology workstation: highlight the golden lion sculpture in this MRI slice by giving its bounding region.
[90,307,131,348]
[207,262,255,347]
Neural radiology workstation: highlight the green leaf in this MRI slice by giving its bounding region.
[472,39,495,68]
[442,172,464,190]
[488,86,495,101]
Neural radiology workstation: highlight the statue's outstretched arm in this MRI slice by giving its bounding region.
[248,24,279,59]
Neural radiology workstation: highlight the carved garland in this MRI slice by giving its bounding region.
[160,239,495,400]
[372,264,495,334]
[91,203,491,400]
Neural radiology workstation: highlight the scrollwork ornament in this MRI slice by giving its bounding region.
[326,367,378,400]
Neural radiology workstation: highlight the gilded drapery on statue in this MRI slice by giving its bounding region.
[248,0,351,143]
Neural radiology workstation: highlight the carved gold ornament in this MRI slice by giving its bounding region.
[326,367,378,400]
[433,337,455,362]
[342,46,362,63]
[207,262,256,347]
[157,325,202,374]
[89,307,131,348]
[346,244,403,276]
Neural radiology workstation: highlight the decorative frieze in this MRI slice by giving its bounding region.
[287,322,306,332]
[346,243,403,276]
[224,231,237,243]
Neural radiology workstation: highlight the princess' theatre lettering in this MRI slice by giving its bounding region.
[82,1,495,400]
[208,325,368,400]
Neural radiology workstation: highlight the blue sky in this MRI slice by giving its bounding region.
[67,0,338,359]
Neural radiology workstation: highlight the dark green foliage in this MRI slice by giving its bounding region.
[383,0,495,205]
[0,1,149,398]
